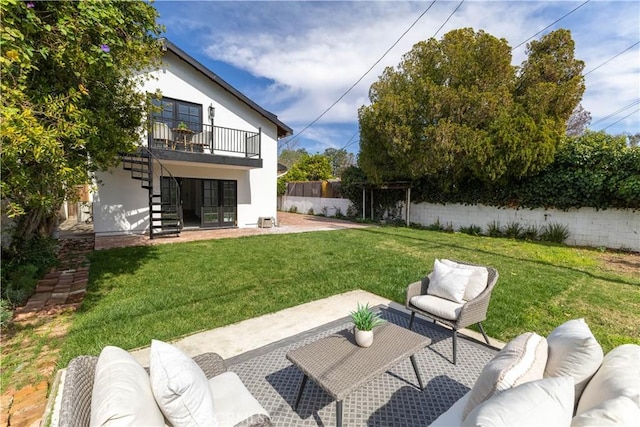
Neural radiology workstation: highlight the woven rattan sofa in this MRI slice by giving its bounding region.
[59,351,271,427]
[406,259,499,364]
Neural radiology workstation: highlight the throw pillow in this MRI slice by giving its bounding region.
[440,259,489,301]
[149,340,218,427]
[571,396,640,427]
[462,376,575,427]
[463,332,548,420]
[575,343,640,415]
[544,318,604,406]
[427,259,474,303]
[90,346,165,427]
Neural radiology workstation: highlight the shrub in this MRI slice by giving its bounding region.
[307,208,314,215]
[288,206,298,213]
[333,206,345,218]
[540,223,571,243]
[321,206,329,216]
[487,220,503,237]
[504,222,524,239]
[522,225,539,241]
[459,224,483,236]
[1,237,57,306]
[0,299,13,330]
[426,218,445,231]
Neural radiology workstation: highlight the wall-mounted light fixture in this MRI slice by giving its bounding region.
[208,104,215,121]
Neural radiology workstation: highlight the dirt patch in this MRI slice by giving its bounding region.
[599,251,640,275]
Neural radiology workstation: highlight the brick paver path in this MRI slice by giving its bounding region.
[4,234,94,427]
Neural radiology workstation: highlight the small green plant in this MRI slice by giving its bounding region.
[426,218,445,231]
[459,224,482,236]
[504,221,524,239]
[350,303,385,331]
[540,222,571,243]
[522,225,539,241]
[320,206,329,216]
[288,206,298,213]
[487,220,503,237]
[307,208,314,215]
[177,121,188,130]
[0,299,13,330]
[333,206,344,218]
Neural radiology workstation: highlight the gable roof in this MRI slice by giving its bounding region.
[162,39,293,138]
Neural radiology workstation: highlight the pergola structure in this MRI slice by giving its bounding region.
[360,181,412,225]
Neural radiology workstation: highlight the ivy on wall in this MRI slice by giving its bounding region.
[346,131,640,213]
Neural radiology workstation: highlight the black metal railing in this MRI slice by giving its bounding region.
[148,120,261,158]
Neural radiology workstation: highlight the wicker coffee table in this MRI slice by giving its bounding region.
[286,321,429,427]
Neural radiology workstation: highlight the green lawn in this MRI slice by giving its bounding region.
[59,227,640,366]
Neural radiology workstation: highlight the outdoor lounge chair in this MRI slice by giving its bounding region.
[405,259,499,364]
[152,121,173,149]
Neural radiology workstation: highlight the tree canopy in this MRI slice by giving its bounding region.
[1,0,162,242]
[358,28,585,188]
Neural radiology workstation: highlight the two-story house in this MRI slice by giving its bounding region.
[92,39,292,238]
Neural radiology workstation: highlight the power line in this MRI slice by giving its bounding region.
[340,130,360,151]
[432,0,464,38]
[511,0,590,51]
[600,108,640,132]
[283,1,438,146]
[592,100,640,126]
[584,41,640,76]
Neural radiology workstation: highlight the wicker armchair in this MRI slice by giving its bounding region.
[59,352,271,427]
[405,260,499,364]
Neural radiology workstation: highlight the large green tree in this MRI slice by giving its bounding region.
[358,28,585,188]
[1,0,162,242]
[277,153,333,194]
[323,148,356,177]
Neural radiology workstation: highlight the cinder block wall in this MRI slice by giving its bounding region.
[281,196,352,217]
[408,203,640,252]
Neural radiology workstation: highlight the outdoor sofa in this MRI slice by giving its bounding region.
[430,318,640,426]
[59,340,271,427]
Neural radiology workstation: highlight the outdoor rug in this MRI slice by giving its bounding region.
[226,306,498,426]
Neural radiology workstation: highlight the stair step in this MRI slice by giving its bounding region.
[151,230,181,238]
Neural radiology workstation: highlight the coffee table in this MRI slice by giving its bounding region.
[286,321,429,427]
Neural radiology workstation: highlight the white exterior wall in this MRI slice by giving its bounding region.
[94,50,280,234]
[282,196,352,217]
[408,202,640,252]
[93,168,149,235]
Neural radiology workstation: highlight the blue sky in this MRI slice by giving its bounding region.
[154,0,640,154]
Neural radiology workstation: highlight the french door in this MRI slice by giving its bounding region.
[201,179,237,227]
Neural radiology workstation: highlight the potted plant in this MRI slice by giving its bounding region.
[177,121,188,130]
[350,303,385,347]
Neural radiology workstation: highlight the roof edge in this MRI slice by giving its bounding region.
[161,38,292,138]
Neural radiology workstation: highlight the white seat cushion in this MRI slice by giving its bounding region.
[544,319,603,406]
[571,396,640,426]
[90,346,165,427]
[575,343,640,415]
[208,372,270,427]
[410,294,465,321]
[440,259,489,301]
[149,340,218,427]
[463,332,548,419]
[462,376,574,427]
[427,259,474,303]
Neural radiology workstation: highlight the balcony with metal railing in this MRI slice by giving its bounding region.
[148,120,262,167]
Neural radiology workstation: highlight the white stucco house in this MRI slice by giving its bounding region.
[92,39,292,238]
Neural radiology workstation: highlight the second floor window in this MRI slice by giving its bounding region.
[152,97,202,132]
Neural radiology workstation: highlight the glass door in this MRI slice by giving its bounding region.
[201,180,237,227]
[201,180,219,227]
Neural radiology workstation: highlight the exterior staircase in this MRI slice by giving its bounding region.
[121,148,182,239]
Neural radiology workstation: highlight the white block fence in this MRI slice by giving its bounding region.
[280,195,639,252]
[281,196,352,218]
[408,203,639,252]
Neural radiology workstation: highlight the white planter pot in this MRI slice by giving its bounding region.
[355,328,374,348]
